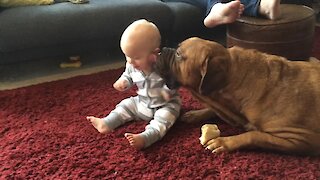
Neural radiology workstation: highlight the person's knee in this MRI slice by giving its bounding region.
[155,108,178,124]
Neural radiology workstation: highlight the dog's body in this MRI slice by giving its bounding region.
[155,37,320,155]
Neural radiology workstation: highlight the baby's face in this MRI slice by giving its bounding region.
[120,20,160,73]
[122,42,155,72]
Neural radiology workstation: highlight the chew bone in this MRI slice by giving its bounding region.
[199,124,220,145]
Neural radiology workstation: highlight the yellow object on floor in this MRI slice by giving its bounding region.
[0,0,53,7]
[199,124,220,146]
[60,55,82,68]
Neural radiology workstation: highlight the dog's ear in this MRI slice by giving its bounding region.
[199,55,228,95]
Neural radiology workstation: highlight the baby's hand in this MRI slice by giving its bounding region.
[113,79,128,91]
[161,89,171,101]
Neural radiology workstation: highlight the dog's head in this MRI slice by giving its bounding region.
[154,37,230,95]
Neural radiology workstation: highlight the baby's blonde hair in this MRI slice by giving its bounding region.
[120,19,161,52]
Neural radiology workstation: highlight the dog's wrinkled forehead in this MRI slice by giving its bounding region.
[179,37,206,50]
[154,47,181,89]
[156,47,176,74]
[160,47,176,60]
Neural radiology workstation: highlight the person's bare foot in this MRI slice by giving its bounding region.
[259,0,281,20]
[87,116,111,133]
[204,0,244,28]
[124,133,145,150]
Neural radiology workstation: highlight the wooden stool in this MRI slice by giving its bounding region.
[227,4,315,60]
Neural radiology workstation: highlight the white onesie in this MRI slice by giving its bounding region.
[102,62,181,148]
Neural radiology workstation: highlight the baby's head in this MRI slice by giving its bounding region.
[120,19,161,72]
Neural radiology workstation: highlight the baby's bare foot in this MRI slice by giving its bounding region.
[259,0,281,20]
[204,0,244,28]
[124,133,145,150]
[86,116,111,133]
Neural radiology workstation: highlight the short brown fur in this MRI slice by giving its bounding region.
[156,37,320,155]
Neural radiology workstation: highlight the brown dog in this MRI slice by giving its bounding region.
[155,37,320,155]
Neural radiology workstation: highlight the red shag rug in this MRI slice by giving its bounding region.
[1,28,320,179]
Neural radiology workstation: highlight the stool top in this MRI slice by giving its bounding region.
[236,4,315,26]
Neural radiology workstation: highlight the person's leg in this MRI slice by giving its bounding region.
[204,0,245,28]
[239,0,280,19]
[87,97,138,133]
[205,0,222,14]
[124,100,158,150]
[240,0,260,17]
[258,0,281,20]
[203,0,280,28]
[125,100,181,150]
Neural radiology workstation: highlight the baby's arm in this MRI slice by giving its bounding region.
[161,85,179,102]
[113,78,129,91]
[161,89,172,101]
[113,62,134,91]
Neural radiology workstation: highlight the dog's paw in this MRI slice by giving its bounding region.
[180,110,205,123]
[199,124,220,145]
[204,137,231,154]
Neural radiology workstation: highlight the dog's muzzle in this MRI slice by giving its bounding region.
[154,47,181,89]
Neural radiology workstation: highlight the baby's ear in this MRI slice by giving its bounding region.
[151,48,161,62]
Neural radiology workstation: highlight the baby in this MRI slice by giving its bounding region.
[87,19,181,150]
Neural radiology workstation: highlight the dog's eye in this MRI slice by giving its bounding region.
[175,51,182,61]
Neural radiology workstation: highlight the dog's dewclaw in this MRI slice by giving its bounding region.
[199,124,220,145]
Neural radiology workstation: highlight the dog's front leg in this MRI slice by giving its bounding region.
[203,131,309,154]
[181,108,216,123]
